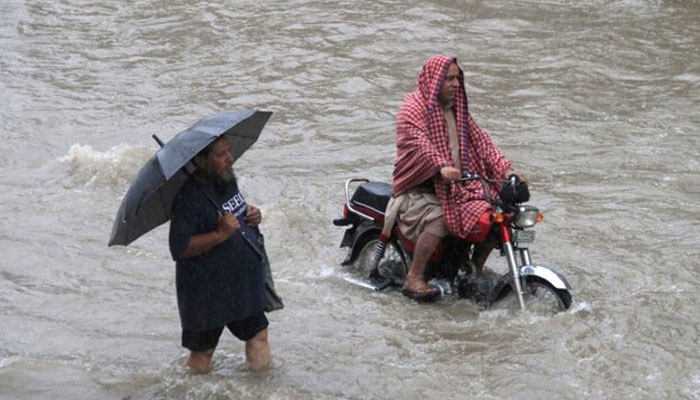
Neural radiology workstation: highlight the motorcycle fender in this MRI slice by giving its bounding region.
[490,264,571,303]
[340,221,381,266]
[339,226,355,248]
[519,265,571,290]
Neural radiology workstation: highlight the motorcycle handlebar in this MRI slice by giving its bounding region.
[457,173,481,182]
[457,173,499,184]
[457,173,519,185]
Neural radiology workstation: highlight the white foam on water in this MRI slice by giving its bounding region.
[58,143,154,189]
[570,301,592,314]
[0,355,19,369]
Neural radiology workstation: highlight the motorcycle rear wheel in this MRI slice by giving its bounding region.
[353,232,409,285]
[495,276,572,313]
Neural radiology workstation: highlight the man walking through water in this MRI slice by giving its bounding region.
[169,136,271,373]
[382,54,526,302]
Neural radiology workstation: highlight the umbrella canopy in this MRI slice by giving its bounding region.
[108,110,272,247]
[157,110,272,180]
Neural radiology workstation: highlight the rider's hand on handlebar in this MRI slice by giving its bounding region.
[440,166,461,181]
[508,170,529,185]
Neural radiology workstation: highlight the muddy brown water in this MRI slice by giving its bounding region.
[1,1,699,399]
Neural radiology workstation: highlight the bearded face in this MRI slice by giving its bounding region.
[196,138,237,192]
[204,161,236,194]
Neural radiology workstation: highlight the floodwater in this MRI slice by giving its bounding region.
[1,0,699,399]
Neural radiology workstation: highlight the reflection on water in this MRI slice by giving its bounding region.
[1,0,700,399]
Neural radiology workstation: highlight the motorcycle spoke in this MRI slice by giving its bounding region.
[353,238,407,284]
[496,277,570,314]
[523,282,566,314]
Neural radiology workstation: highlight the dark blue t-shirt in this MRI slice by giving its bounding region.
[169,177,265,331]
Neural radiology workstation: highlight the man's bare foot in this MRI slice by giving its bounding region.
[246,329,272,371]
[186,350,213,374]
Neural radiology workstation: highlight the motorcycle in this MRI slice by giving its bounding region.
[333,174,572,312]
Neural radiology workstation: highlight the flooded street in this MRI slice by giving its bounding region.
[1,0,699,398]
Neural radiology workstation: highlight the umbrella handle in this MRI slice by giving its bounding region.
[204,190,265,261]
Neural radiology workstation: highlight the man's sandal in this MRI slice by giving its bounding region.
[401,286,441,302]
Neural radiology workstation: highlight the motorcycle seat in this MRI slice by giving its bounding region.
[351,181,392,214]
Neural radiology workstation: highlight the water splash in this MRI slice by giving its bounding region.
[58,143,154,189]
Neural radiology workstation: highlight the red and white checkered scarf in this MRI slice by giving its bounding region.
[391,54,512,238]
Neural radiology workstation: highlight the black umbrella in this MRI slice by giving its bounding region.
[108,110,271,246]
[108,110,282,311]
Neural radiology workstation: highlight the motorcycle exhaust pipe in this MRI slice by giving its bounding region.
[343,276,382,291]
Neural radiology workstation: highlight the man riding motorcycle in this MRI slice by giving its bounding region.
[380,54,527,302]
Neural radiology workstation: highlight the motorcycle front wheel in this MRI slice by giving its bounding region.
[353,232,409,286]
[494,275,572,313]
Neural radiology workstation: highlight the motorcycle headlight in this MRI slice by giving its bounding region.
[514,206,542,228]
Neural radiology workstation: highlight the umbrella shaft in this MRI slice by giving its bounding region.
[240,230,265,259]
